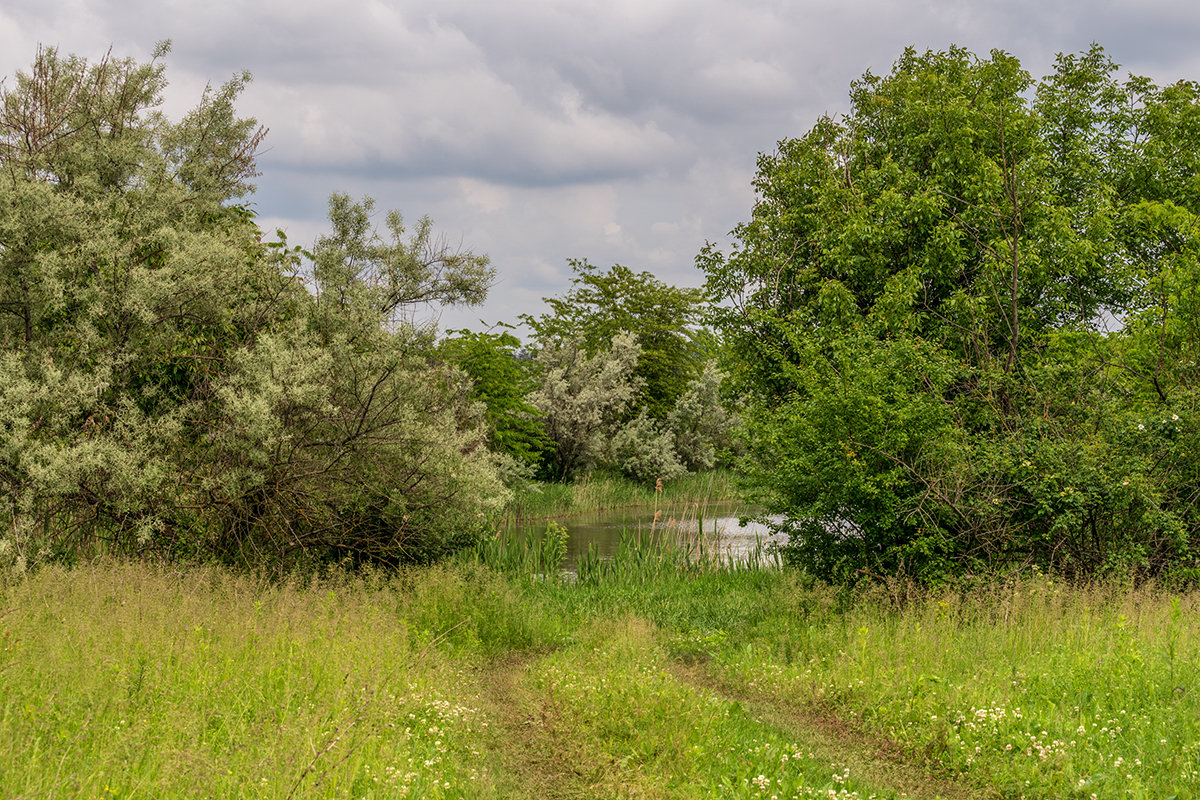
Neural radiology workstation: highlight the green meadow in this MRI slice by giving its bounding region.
[2,543,1196,799]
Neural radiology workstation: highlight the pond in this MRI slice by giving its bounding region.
[506,501,788,571]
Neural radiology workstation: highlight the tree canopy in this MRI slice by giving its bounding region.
[523,259,710,419]
[702,44,1200,581]
[517,260,736,482]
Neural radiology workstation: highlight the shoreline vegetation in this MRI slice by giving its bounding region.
[504,468,740,522]
[2,547,1196,799]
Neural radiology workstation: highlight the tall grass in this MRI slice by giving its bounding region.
[690,577,1200,798]
[0,561,563,799]
[504,468,737,520]
[470,510,778,586]
[467,522,571,576]
[3,541,1197,799]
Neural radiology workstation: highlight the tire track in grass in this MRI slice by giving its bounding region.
[667,660,997,800]
[475,645,718,800]
[476,653,623,799]
[474,624,994,799]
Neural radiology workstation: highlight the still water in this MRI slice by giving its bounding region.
[506,502,787,571]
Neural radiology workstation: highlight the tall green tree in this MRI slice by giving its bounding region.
[0,43,274,554]
[702,45,1200,580]
[438,326,549,470]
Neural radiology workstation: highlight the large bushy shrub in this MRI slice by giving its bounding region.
[528,332,642,481]
[0,45,504,567]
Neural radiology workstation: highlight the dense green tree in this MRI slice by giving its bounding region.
[0,43,274,555]
[702,44,1200,581]
[205,192,504,564]
[438,326,549,471]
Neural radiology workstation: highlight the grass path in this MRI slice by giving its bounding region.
[472,621,995,799]
[667,660,996,800]
[477,654,604,799]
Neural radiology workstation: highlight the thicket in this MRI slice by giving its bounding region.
[702,44,1200,582]
[0,45,506,567]
[517,259,738,482]
[0,44,740,569]
[440,259,740,487]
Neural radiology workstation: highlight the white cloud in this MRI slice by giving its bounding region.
[457,178,511,214]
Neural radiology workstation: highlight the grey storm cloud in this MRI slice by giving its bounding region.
[4,0,1200,331]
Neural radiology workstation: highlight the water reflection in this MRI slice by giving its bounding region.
[506,502,787,571]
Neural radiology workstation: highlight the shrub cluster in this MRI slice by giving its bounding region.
[0,45,506,567]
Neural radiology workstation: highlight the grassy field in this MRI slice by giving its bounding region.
[1,549,1196,799]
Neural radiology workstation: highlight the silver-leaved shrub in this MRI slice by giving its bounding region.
[0,45,505,567]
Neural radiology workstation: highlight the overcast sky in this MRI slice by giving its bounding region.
[4,0,1200,333]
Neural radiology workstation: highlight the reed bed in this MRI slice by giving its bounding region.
[503,468,737,521]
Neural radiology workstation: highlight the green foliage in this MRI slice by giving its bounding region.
[0,43,275,557]
[0,45,504,566]
[523,259,709,419]
[202,321,509,564]
[667,360,741,471]
[606,409,687,483]
[311,192,491,328]
[438,327,549,469]
[523,260,740,483]
[703,44,1200,581]
[528,331,642,481]
[739,327,961,582]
